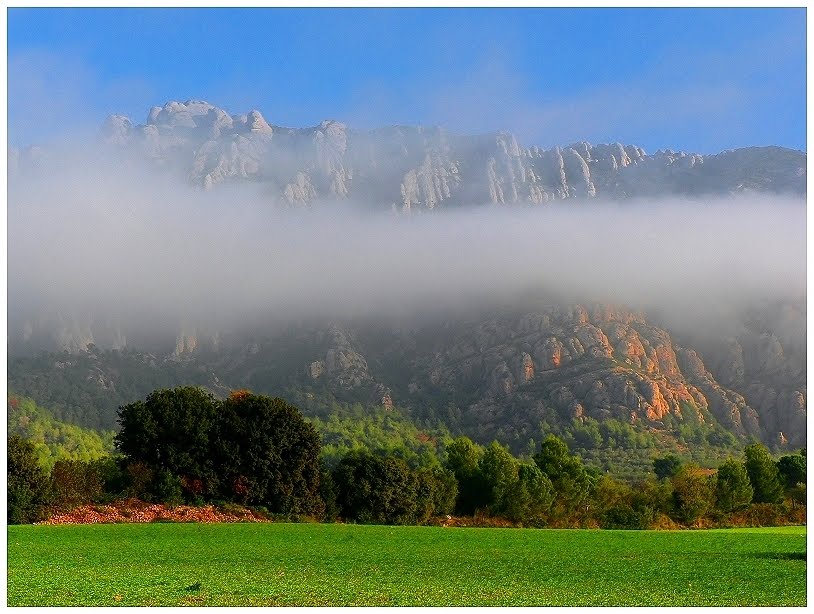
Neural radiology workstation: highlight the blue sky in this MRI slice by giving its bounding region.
[7,7,806,153]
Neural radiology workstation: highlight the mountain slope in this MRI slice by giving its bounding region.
[9,300,805,454]
[7,394,116,470]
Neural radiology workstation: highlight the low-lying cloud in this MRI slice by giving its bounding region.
[8,150,806,349]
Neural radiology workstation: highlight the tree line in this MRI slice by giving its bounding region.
[8,387,806,528]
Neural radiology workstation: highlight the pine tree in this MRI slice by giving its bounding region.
[744,444,784,504]
[715,458,753,512]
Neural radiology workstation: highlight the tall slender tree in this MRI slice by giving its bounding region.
[715,458,753,512]
[744,444,784,504]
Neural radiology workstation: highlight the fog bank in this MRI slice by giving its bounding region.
[8,152,806,344]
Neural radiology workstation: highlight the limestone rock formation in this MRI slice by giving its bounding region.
[88,100,805,210]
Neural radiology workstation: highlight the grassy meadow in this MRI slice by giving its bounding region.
[7,523,806,606]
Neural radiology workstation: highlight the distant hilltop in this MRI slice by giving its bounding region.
[11,99,807,209]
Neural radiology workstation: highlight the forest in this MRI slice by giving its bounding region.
[8,387,806,529]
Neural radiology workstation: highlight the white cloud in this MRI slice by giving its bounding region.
[8,148,806,342]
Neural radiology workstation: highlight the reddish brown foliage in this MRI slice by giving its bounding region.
[416,432,436,445]
[232,475,250,498]
[727,503,801,527]
[37,499,270,525]
[181,476,204,496]
[228,389,252,401]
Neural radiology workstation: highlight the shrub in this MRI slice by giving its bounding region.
[650,513,681,530]
[49,459,105,508]
[92,457,127,501]
[218,501,249,516]
[8,436,50,524]
[730,503,786,527]
[150,470,184,506]
[601,504,654,530]
[124,462,154,500]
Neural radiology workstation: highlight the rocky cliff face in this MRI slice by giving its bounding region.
[159,299,800,451]
[79,100,807,210]
[670,300,806,449]
[304,303,801,447]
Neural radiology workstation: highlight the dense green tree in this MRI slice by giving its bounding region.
[419,465,458,517]
[744,444,784,504]
[777,452,806,490]
[116,387,220,496]
[503,463,554,525]
[533,435,593,520]
[319,462,341,521]
[8,436,50,524]
[116,388,324,514]
[653,454,683,481]
[478,441,520,514]
[332,450,420,524]
[215,391,324,516]
[671,464,716,524]
[444,436,485,515]
[715,458,753,512]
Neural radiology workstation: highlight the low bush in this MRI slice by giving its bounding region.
[600,504,652,530]
[729,503,788,527]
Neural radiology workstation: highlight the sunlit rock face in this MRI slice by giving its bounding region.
[92,100,805,209]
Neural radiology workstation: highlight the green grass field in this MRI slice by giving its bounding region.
[7,523,806,606]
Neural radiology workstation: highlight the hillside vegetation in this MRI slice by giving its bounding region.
[7,394,115,471]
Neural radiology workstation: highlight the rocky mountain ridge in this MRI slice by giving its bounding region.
[12,99,803,210]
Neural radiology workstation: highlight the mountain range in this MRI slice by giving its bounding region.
[7,100,807,461]
[11,99,806,209]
